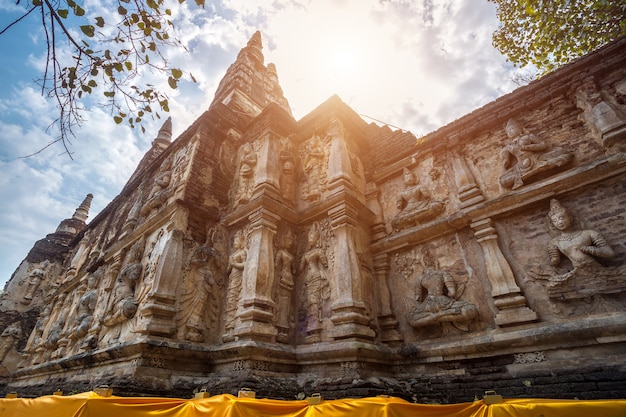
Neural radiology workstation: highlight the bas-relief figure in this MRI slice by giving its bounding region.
[223,230,247,342]
[406,247,477,332]
[102,237,145,327]
[301,135,326,202]
[575,77,626,151]
[528,199,625,304]
[67,267,101,350]
[499,118,573,190]
[278,136,296,203]
[391,168,444,230]
[275,229,295,343]
[233,143,258,206]
[178,232,222,342]
[21,261,49,304]
[299,222,330,343]
[0,323,22,363]
[141,155,174,217]
[547,199,616,276]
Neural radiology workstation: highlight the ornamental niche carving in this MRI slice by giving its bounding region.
[499,118,573,190]
[278,136,296,204]
[141,155,174,217]
[232,142,258,206]
[299,221,332,343]
[178,229,223,342]
[300,135,328,202]
[274,228,295,343]
[223,229,248,342]
[391,167,444,230]
[102,237,145,327]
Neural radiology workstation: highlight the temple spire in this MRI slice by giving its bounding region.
[72,193,93,223]
[153,117,172,149]
[209,31,292,117]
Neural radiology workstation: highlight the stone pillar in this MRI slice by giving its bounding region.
[328,203,375,341]
[471,218,537,326]
[139,229,185,337]
[373,253,402,345]
[451,152,484,208]
[233,208,280,341]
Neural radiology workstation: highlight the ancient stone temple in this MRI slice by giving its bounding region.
[1,32,626,401]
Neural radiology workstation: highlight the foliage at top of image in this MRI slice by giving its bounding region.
[2,0,204,157]
[489,0,626,74]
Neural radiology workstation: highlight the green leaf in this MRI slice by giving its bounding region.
[32,0,42,5]
[195,0,205,6]
[114,116,123,124]
[95,16,105,27]
[91,68,99,76]
[57,9,69,18]
[104,91,115,98]
[118,5,127,15]
[87,79,97,87]
[171,68,182,79]
[125,61,132,71]
[80,25,95,37]
[73,5,85,16]
[66,0,76,7]
[167,76,177,89]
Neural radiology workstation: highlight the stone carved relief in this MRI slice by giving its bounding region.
[178,230,222,342]
[141,155,174,217]
[66,268,102,350]
[39,293,69,362]
[233,142,258,206]
[278,136,296,203]
[406,246,477,332]
[499,118,573,190]
[0,322,22,363]
[528,199,625,301]
[21,260,49,304]
[299,221,331,343]
[391,167,444,230]
[575,76,626,151]
[102,237,145,327]
[223,230,248,342]
[300,135,328,202]
[274,228,295,343]
[135,228,166,305]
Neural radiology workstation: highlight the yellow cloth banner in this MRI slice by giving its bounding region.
[0,392,624,417]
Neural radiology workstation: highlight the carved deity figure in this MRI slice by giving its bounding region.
[223,231,247,342]
[68,268,101,344]
[300,223,329,341]
[141,155,173,216]
[499,118,573,190]
[0,323,22,363]
[391,168,444,230]
[179,236,222,342]
[547,199,616,280]
[275,229,295,342]
[22,261,49,304]
[301,135,325,201]
[407,248,477,330]
[234,143,258,206]
[102,237,145,326]
[279,136,296,203]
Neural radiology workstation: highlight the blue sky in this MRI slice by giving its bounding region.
[0,0,525,289]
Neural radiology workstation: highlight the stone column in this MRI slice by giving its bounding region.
[373,253,402,345]
[471,218,537,326]
[233,208,280,341]
[139,229,185,337]
[451,151,484,208]
[328,203,375,341]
